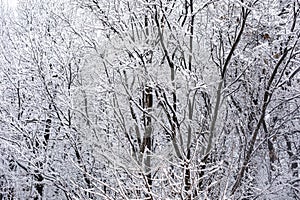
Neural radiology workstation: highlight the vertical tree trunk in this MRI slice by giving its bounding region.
[145,86,153,187]
[285,134,299,198]
[140,85,153,197]
[143,7,153,193]
[34,115,51,200]
[185,0,195,197]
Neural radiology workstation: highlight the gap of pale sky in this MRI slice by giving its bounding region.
[6,0,18,7]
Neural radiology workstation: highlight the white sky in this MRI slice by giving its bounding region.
[6,0,18,7]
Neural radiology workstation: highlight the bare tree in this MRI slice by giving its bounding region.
[0,0,299,199]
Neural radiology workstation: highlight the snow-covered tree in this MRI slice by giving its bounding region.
[0,0,299,199]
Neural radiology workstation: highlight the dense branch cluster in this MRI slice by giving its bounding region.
[0,0,299,199]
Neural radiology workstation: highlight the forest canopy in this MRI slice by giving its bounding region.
[0,0,299,199]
